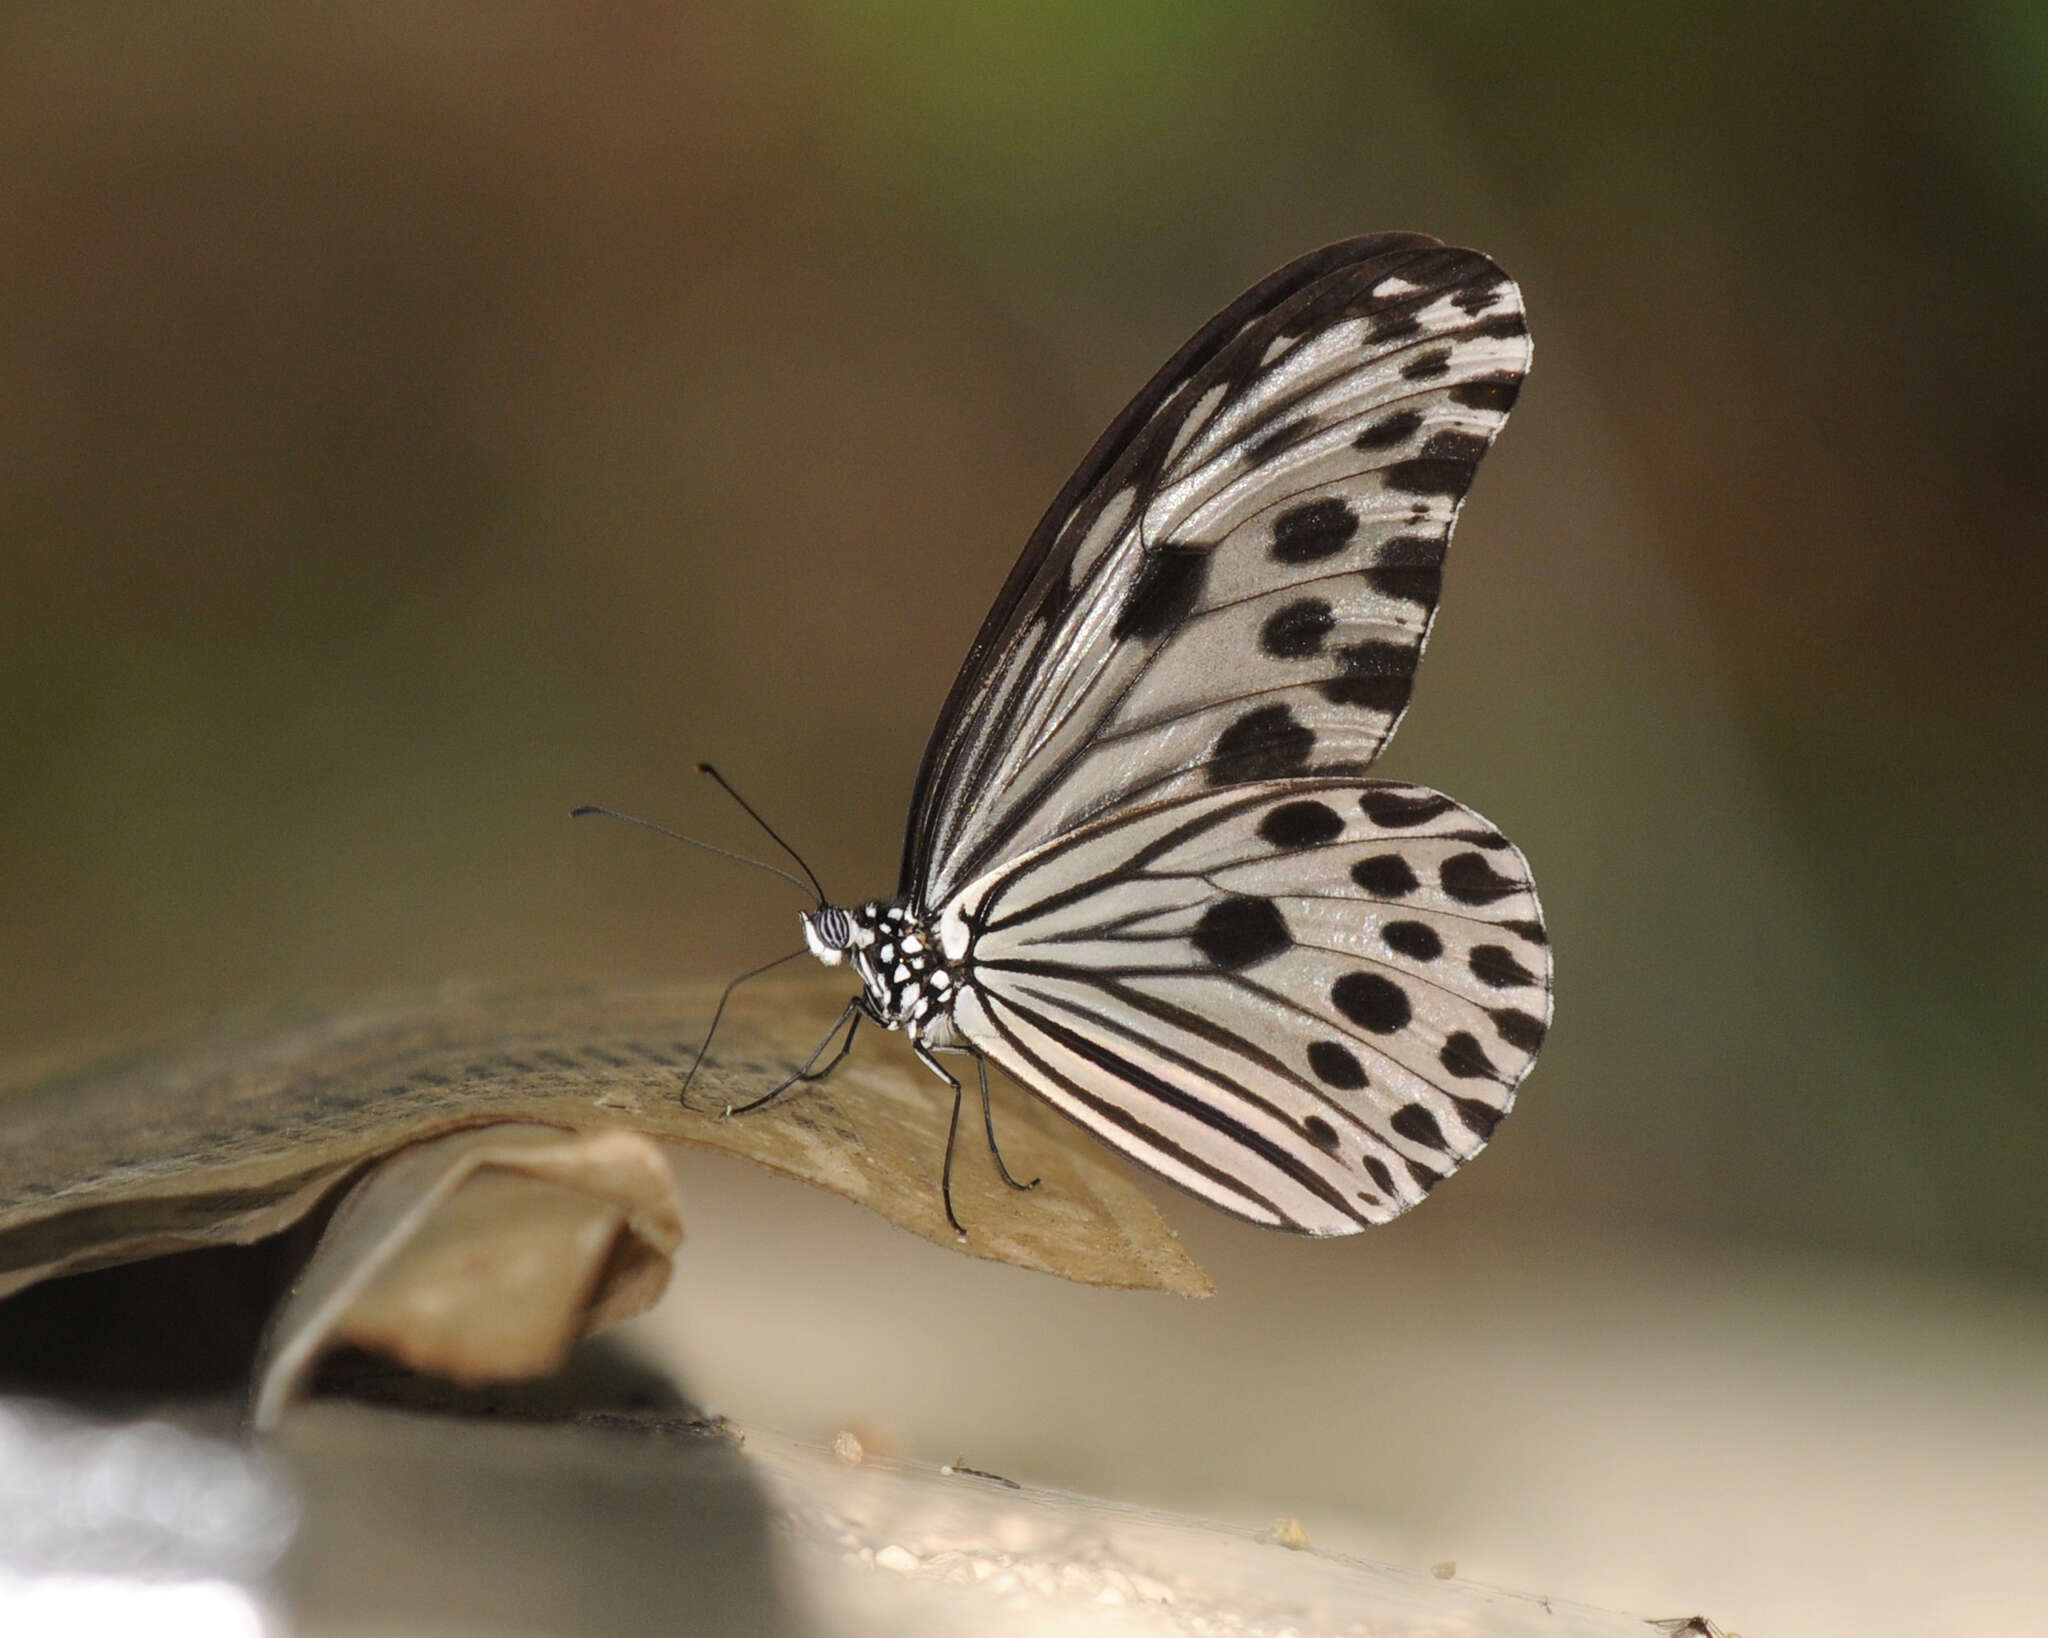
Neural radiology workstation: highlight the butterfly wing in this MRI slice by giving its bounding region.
[901,234,1530,910]
[941,780,1550,1233]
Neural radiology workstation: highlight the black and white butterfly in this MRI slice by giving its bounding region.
[626,234,1550,1237]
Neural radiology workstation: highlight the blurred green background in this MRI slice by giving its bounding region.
[3,5,2045,1630]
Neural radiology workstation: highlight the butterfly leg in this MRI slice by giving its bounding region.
[682,946,810,1101]
[910,1042,970,1236]
[974,1054,1040,1194]
[726,995,867,1115]
[913,1045,1041,1230]
[795,1003,864,1083]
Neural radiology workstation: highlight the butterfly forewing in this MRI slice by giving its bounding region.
[941,780,1550,1233]
[903,234,1530,910]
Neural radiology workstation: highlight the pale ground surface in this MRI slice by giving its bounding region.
[631,1145,2048,1638]
[744,1429,1663,1638]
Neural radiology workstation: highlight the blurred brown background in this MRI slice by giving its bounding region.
[4,6,2044,1633]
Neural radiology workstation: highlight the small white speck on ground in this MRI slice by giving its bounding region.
[1265,1517,1310,1550]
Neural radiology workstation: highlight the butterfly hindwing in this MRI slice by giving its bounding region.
[939,779,1550,1234]
[903,235,1530,909]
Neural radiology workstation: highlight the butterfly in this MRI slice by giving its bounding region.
[628,234,1550,1237]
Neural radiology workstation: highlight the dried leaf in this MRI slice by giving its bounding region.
[251,1124,683,1427]
[0,976,1211,1302]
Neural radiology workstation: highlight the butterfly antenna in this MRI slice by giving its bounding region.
[694,763,829,906]
[569,805,818,900]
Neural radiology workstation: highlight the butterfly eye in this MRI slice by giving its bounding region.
[801,906,855,965]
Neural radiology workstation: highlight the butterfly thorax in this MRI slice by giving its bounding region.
[801,899,962,1041]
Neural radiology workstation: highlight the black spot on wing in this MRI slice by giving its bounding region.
[1470,944,1537,988]
[1261,597,1335,659]
[1364,563,1442,606]
[1321,640,1414,712]
[1384,432,1488,498]
[1320,675,1409,714]
[1440,1031,1499,1080]
[1363,1155,1396,1196]
[1191,895,1292,970]
[1475,311,1528,339]
[1406,1158,1444,1193]
[1345,629,1411,677]
[1452,1095,1503,1140]
[1350,853,1419,897]
[1451,271,1510,314]
[1245,414,1320,464]
[1401,347,1452,381]
[1358,533,1446,608]
[1361,789,1453,828]
[1391,1103,1448,1150]
[1112,542,1208,641]
[1441,851,1519,905]
[1307,1039,1367,1090]
[1354,408,1422,450]
[1206,704,1315,785]
[1450,375,1522,413]
[1499,918,1548,945]
[1424,428,1492,463]
[1382,921,1443,961]
[1269,497,1360,564]
[1331,971,1411,1034]
[1378,534,1446,569]
[1259,799,1345,849]
[1491,1007,1548,1052]
[1302,1114,1340,1152]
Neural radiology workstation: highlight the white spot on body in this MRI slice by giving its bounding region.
[935,901,975,962]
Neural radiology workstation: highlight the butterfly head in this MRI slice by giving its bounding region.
[801,904,857,966]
